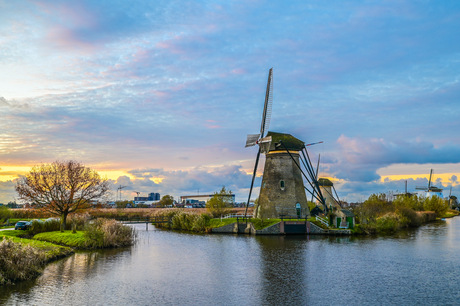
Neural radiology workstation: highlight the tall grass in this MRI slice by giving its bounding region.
[84,219,136,248]
[354,193,447,234]
[29,219,61,235]
[0,238,45,285]
[154,209,211,232]
[0,206,12,224]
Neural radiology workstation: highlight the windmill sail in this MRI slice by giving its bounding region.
[244,68,273,218]
[260,68,273,138]
[245,134,261,147]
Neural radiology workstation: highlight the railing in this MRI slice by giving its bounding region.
[315,216,329,227]
[223,213,252,219]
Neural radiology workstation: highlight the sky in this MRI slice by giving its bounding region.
[1,0,460,203]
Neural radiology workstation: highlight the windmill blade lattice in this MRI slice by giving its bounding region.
[244,68,274,218]
[260,68,273,138]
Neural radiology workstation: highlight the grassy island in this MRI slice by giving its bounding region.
[0,217,135,285]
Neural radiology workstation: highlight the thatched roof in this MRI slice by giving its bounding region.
[318,178,333,187]
[266,131,304,151]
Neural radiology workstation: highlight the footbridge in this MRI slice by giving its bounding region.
[116,216,171,230]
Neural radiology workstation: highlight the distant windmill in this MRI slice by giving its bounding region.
[416,169,443,198]
[244,68,329,219]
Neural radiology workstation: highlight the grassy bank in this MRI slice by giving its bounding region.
[153,209,283,232]
[0,218,136,285]
[0,230,74,285]
[441,209,460,218]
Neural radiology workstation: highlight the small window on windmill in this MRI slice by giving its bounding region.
[280,180,285,190]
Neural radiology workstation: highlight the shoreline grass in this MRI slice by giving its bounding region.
[0,218,136,285]
[33,231,88,249]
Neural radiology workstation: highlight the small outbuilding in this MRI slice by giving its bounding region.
[331,209,355,229]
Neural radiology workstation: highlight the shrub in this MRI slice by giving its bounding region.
[396,206,422,227]
[355,193,393,224]
[68,213,90,231]
[393,194,424,211]
[423,196,449,216]
[206,186,233,218]
[9,209,52,219]
[0,238,45,285]
[0,206,12,224]
[84,219,136,248]
[375,213,400,234]
[154,209,211,232]
[29,219,61,235]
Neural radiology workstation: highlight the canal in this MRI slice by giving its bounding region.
[1,217,460,305]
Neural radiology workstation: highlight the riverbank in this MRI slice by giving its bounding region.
[0,230,73,285]
[0,218,136,285]
[151,208,458,236]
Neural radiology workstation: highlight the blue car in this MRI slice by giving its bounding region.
[15,221,31,230]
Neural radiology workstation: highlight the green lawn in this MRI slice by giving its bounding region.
[33,231,88,249]
[1,230,73,260]
[440,210,460,218]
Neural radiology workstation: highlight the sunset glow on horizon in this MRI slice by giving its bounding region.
[1,1,460,203]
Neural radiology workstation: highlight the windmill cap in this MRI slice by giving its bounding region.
[318,178,333,187]
[267,131,305,151]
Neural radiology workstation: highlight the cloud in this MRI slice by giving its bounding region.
[0,180,17,203]
[324,135,460,182]
[1,0,460,203]
[114,165,258,202]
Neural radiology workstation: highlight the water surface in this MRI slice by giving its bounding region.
[2,218,460,305]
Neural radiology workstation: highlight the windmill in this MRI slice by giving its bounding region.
[244,68,330,219]
[416,169,443,198]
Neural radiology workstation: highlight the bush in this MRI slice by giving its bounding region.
[393,194,424,211]
[0,206,12,224]
[0,238,45,285]
[423,196,449,217]
[29,219,61,235]
[206,186,233,218]
[375,213,400,234]
[68,213,90,231]
[396,206,422,227]
[9,209,52,219]
[84,219,136,248]
[355,193,393,224]
[154,209,211,232]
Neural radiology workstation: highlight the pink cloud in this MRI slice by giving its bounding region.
[231,68,246,75]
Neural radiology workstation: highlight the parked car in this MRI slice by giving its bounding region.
[15,221,31,230]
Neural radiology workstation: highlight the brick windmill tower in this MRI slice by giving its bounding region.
[244,69,312,219]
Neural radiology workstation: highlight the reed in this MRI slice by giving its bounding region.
[0,238,45,285]
[84,218,136,248]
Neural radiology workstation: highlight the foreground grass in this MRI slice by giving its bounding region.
[440,210,460,218]
[250,218,281,230]
[0,219,136,285]
[0,231,74,285]
[33,231,88,249]
[208,218,240,228]
[0,230,74,261]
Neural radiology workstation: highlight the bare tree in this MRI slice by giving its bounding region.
[16,160,109,231]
